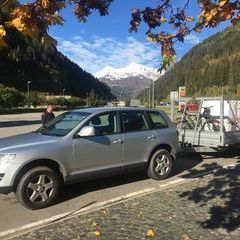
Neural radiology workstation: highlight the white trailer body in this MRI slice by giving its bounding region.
[171,96,240,151]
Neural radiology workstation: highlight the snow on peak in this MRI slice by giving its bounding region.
[94,63,161,81]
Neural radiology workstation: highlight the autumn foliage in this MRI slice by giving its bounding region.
[0,0,239,71]
[129,0,240,70]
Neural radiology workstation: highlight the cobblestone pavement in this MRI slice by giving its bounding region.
[11,164,240,240]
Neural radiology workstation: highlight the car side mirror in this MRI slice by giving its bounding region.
[78,126,95,137]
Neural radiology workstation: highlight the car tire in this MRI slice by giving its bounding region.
[147,149,173,180]
[16,166,60,210]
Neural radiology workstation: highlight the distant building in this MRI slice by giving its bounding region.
[46,95,72,100]
[107,101,126,107]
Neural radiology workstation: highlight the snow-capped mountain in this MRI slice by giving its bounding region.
[95,63,162,97]
[95,63,160,81]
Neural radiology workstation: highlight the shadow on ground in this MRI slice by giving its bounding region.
[0,120,41,128]
[202,146,240,159]
[58,154,203,205]
[180,159,240,232]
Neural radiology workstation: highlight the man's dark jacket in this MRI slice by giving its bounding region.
[41,111,55,126]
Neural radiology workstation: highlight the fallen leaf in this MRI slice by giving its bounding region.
[93,230,101,237]
[137,211,143,217]
[182,234,192,240]
[146,229,156,238]
[91,221,98,227]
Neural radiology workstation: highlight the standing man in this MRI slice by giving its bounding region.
[41,105,55,126]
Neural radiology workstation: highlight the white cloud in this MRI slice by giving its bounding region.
[56,35,160,74]
[185,34,201,45]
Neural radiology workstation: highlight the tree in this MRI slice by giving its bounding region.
[228,60,236,96]
[150,23,240,100]
[0,83,24,108]
[0,0,239,71]
[66,96,85,107]
[26,91,45,107]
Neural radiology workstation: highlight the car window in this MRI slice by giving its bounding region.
[36,112,90,136]
[148,111,168,129]
[85,112,119,136]
[122,111,149,132]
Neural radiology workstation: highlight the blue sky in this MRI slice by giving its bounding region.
[46,0,230,74]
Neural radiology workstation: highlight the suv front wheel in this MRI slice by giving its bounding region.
[16,166,60,209]
[147,149,173,180]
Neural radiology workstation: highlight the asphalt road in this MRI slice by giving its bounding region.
[0,112,64,138]
[0,113,239,237]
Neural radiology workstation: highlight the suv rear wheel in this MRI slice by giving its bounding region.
[147,149,173,180]
[16,166,60,209]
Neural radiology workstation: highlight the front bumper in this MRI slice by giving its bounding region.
[0,162,22,194]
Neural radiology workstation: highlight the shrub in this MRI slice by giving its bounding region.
[66,97,85,107]
[24,91,46,107]
[0,84,24,109]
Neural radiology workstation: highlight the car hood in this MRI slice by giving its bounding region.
[0,132,60,152]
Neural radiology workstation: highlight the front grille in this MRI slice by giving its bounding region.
[0,173,5,181]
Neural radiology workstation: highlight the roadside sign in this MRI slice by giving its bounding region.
[179,86,186,97]
[130,99,141,107]
[170,91,178,100]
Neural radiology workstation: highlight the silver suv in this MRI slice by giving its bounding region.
[0,107,179,209]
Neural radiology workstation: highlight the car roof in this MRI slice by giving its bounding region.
[71,107,159,114]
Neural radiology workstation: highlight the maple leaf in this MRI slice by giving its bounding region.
[40,0,50,9]
[0,25,7,47]
[0,25,6,37]
[7,17,26,32]
[187,16,194,22]
[219,0,229,7]
[161,16,167,23]
[147,35,156,42]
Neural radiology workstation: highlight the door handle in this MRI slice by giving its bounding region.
[146,135,156,140]
[113,139,123,144]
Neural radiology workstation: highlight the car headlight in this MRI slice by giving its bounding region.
[0,154,17,163]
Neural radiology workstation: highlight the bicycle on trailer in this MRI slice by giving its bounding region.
[198,106,221,132]
[176,106,222,132]
[175,109,197,130]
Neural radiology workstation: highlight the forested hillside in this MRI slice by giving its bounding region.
[0,0,112,99]
[153,23,240,100]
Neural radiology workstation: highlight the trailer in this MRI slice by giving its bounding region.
[170,96,240,152]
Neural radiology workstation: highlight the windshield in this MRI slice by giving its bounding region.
[36,111,91,136]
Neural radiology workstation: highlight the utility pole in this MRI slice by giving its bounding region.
[27,81,31,108]
[148,85,151,108]
[86,92,89,106]
[152,80,155,108]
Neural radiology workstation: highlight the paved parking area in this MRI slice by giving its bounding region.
[10,163,240,240]
[1,113,240,239]
[0,112,64,138]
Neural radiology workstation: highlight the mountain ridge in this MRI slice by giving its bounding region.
[95,63,161,81]
[95,63,162,98]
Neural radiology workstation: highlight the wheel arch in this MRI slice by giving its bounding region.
[148,144,174,162]
[12,159,65,192]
